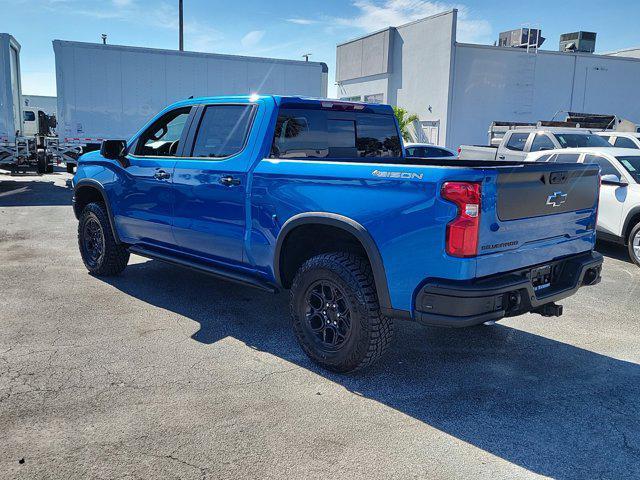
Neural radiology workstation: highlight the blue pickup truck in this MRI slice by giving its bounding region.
[72,96,603,372]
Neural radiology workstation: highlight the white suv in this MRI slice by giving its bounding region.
[527,147,640,265]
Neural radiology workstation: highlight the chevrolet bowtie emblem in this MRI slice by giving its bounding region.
[546,191,568,207]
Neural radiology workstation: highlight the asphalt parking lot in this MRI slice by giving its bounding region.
[1,169,639,480]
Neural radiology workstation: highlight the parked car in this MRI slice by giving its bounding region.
[596,131,640,150]
[72,96,603,372]
[459,128,610,161]
[404,143,457,159]
[527,147,640,266]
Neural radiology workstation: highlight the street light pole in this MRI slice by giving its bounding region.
[179,0,184,51]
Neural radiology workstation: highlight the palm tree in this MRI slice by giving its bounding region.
[393,106,419,142]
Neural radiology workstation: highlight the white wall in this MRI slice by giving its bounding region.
[607,48,640,59]
[390,11,456,145]
[448,44,640,148]
[336,29,393,82]
[336,11,457,144]
[337,74,389,102]
[54,41,328,140]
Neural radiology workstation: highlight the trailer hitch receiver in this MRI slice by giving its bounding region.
[533,302,563,317]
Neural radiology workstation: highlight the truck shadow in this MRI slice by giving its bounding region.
[596,240,634,264]
[0,178,73,207]
[103,259,640,479]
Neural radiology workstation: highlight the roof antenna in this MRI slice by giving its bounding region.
[188,95,193,99]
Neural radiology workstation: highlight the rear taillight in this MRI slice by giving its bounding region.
[441,181,481,257]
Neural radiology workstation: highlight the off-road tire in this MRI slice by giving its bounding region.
[78,202,129,276]
[627,222,640,267]
[290,252,394,373]
[66,163,75,174]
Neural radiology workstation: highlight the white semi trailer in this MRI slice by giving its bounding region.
[1,33,57,174]
[53,40,329,170]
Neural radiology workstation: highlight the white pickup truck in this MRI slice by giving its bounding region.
[458,127,611,161]
[597,131,640,150]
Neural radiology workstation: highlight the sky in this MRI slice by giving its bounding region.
[1,0,639,98]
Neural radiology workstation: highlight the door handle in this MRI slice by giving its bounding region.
[498,155,506,160]
[219,175,241,186]
[154,170,171,180]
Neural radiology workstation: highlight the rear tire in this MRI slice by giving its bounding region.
[66,163,75,174]
[78,202,129,276]
[627,222,640,267]
[36,149,46,175]
[290,252,394,373]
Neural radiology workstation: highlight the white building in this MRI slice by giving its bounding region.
[335,10,640,149]
[606,47,640,59]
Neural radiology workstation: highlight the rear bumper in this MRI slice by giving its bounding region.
[414,251,603,328]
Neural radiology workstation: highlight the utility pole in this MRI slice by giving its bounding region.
[179,0,184,51]
[302,53,311,62]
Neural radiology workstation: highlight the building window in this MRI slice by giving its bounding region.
[364,93,384,104]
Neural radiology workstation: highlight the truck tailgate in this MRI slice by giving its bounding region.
[476,162,599,277]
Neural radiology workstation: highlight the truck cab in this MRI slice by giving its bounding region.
[597,131,640,150]
[459,126,611,161]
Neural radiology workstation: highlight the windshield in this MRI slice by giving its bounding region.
[616,156,640,181]
[554,133,611,148]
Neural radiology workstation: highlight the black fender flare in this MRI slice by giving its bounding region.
[273,212,392,311]
[73,179,122,244]
[622,206,640,244]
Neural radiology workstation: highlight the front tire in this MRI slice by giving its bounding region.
[627,222,640,267]
[290,253,394,373]
[78,202,129,276]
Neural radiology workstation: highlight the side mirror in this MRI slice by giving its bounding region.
[100,139,127,160]
[100,139,128,167]
[601,173,628,187]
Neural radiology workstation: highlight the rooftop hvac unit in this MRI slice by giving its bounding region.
[498,28,545,49]
[559,32,597,53]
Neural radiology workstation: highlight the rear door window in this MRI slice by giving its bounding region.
[613,136,639,149]
[505,133,529,151]
[190,105,255,158]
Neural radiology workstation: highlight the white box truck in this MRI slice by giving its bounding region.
[53,40,329,171]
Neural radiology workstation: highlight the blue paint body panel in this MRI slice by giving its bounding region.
[74,95,600,316]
